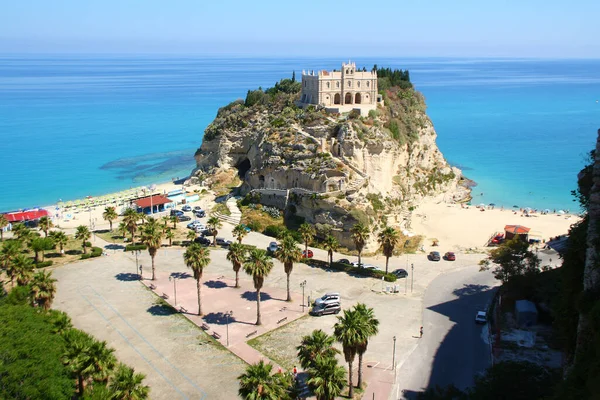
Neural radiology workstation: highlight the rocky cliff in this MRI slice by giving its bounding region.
[191,74,470,250]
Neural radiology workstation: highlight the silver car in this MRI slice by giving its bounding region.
[310,302,341,316]
[314,293,340,306]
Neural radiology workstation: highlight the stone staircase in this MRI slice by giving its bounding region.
[214,196,242,225]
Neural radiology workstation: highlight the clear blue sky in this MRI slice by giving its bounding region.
[2,0,599,57]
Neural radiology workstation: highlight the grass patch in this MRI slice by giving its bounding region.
[247,315,310,370]
[240,206,284,232]
[212,202,231,216]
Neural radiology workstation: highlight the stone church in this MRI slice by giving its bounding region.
[297,61,380,115]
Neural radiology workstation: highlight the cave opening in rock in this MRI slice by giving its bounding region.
[236,158,251,179]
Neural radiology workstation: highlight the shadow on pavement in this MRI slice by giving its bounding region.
[202,311,247,325]
[106,243,125,250]
[115,273,140,281]
[170,271,192,280]
[414,283,495,397]
[241,290,284,302]
[204,280,228,289]
[147,304,177,316]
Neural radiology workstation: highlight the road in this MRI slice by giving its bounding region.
[396,265,498,398]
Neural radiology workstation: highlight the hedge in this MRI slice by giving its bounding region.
[35,260,53,268]
[172,241,181,246]
[90,247,103,257]
[84,241,92,248]
[124,244,147,252]
[301,259,397,282]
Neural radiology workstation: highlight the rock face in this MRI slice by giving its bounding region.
[192,81,470,250]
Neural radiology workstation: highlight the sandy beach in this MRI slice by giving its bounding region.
[411,197,580,251]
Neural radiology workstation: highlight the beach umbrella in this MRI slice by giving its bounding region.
[543,209,551,213]
[558,210,565,214]
[489,203,496,206]
[478,203,486,207]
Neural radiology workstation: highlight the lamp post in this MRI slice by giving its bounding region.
[169,276,178,305]
[225,310,233,347]
[132,250,141,277]
[392,336,397,369]
[139,265,143,280]
[411,263,414,293]
[300,280,307,312]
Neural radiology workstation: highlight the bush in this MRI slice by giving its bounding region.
[90,247,103,258]
[246,221,262,232]
[172,240,181,246]
[124,244,147,252]
[35,260,53,268]
[303,260,397,282]
[81,254,91,260]
[84,241,92,248]
[263,225,287,239]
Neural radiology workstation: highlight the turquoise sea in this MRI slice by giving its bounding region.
[0,56,598,212]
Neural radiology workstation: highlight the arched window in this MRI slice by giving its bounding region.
[336,81,340,88]
[366,81,370,88]
[357,81,361,88]
[347,80,351,87]
[326,82,330,89]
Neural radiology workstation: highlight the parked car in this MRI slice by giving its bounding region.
[194,210,206,218]
[428,251,441,261]
[310,302,341,316]
[193,206,203,211]
[194,236,211,246]
[363,264,380,271]
[302,249,314,258]
[337,259,351,265]
[199,228,212,236]
[181,205,192,212]
[350,262,363,268]
[475,311,488,324]
[444,252,456,261]
[267,242,279,253]
[170,209,184,217]
[187,221,204,229]
[314,293,340,306]
[216,238,232,247]
[177,215,191,222]
[392,268,408,278]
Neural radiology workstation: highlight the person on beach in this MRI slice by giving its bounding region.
[420,326,423,338]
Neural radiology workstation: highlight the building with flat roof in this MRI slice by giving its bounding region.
[297,61,381,115]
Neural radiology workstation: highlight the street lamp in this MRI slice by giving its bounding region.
[411,263,414,293]
[139,265,143,280]
[225,310,233,347]
[169,276,178,305]
[392,336,397,369]
[132,250,141,277]
[300,280,307,312]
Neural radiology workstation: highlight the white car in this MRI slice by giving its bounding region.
[475,311,488,324]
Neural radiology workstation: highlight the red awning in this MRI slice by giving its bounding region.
[504,225,531,234]
[3,209,50,223]
[134,195,172,208]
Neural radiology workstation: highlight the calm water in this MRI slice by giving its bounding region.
[0,56,598,212]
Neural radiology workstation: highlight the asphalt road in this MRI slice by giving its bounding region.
[396,265,498,398]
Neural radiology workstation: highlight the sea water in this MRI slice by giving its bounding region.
[0,56,598,212]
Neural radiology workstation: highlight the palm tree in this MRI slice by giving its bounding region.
[323,235,339,267]
[49,230,68,255]
[227,242,246,288]
[165,228,175,246]
[117,221,128,240]
[298,223,316,255]
[12,223,32,243]
[237,360,292,400]
[144,216,159,230]
[123,208,140,244]
[243,249,274,325]
[297,329,340,370]
[275,235,302,302]
[161,215,171,233]
[333,308,363,397]
[75,225,91,254]
[85,339,117,384]
[351,223,370,267]
[170,215,179,230]
[207,216,222,246]
[108,363,150,399]
[13,254,34,286]
[0,240,20,272]
[140,223,163,281]
[38,216,53,237]
[306,355,347,400]
[233,224,249,244]
[29,236,54,262]
[378,226,400,274]
[184,243,211,316]
[0,214,8,241]
[102,206,118,231]
[186,229,196,244]
[49,310,73,334]
[354,303,380,389]
[31,270,57,310]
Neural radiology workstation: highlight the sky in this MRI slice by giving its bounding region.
[2,0,599,58]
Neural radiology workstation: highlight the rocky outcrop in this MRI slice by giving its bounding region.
[192,81,470,250]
